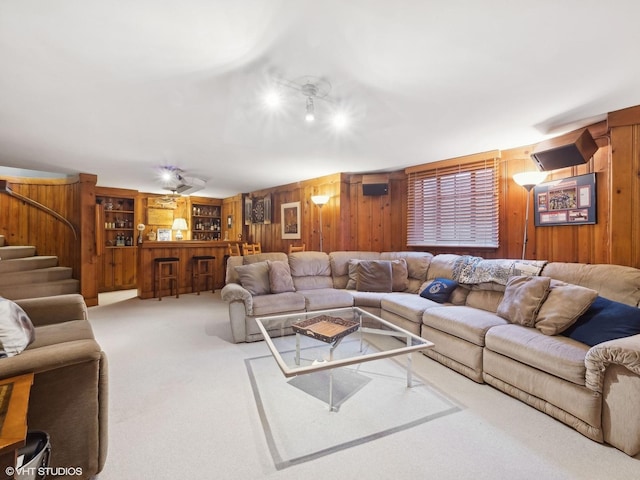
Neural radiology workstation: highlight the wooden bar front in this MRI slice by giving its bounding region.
[137,241,235,299]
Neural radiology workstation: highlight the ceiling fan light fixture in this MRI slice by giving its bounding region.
[263,89,282,109]
[305,97,315,122]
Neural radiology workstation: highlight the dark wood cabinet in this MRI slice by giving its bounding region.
[96,189,138,292]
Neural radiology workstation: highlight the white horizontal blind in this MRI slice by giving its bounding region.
[407,157,499,248]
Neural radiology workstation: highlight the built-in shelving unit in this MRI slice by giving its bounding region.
[191,203,221,240]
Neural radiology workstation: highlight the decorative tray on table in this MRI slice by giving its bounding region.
[292,315,359,343]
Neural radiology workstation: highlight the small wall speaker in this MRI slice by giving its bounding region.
[531,128,598,171]
[362,174,389,196]
[362,183,389,196]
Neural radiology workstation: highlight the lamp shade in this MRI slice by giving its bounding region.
[311,195,330,206]
[172,218,188,230]
[513,171,548,190]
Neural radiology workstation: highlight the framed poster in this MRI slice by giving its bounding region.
[157,228,172,241]
[534,173,596,226]
[281,201,301,239]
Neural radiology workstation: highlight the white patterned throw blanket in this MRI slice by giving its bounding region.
[452,256,547,286]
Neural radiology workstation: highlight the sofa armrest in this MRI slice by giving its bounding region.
[221,283,253,315]
[585,334,640,392]
[0,339,102,379]
[15,294,88,327]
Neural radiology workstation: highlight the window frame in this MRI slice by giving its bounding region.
[406,151,500,248]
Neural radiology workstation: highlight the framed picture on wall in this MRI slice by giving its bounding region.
[281,201,301,239]
[533,173,596,226]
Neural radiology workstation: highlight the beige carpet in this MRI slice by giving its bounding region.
[90,290,640,480]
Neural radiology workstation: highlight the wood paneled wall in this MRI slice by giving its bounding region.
[245,114,640,269]
[0,173,99,305]
[242,173,345,253]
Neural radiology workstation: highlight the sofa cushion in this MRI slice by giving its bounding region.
[347,291,391,308]
[235,262,270,295]
[289,252,333,290]
[0,297,35,357]
[541,261,640,307]
[422,306,508,346]
[382,293,439,324]
[380,251,432,279]
[380,252,432,292]
[562,296,640,346]
[485,324,589,386]
[356,260,393,292]
[419,278,458,304]
[250,292,306,318]
[535,280,598,335]
[425,254,461,281]
[297,288,354,311]
[496,276,551,327]
[267,260,295,294]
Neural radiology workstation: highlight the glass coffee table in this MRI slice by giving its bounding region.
[255,307,434,411]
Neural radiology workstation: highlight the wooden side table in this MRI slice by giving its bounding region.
[0,373,34,480]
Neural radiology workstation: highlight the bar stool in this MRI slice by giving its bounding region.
[154,257,179,300]
[192,255,216,295]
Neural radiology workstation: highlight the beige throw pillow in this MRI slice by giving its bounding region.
[535,280,598,335]
[346,259,361,289]
[497,276,551,327]
[390,258,409,291]
[267,260,295,294]
[234,261,270,295]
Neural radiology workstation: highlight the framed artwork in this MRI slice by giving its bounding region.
[534,173,596,226]
[157,228,172,241]
[244,196,252,225]
[281,201,301,239]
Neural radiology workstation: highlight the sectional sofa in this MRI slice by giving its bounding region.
[221,251,640,456]
[3,294,108,479]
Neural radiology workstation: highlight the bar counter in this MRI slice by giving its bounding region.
[137,240,236,299]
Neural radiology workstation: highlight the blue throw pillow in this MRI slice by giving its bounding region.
[420,278,458,304]
[562,296,640,346]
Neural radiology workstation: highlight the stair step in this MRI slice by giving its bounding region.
[0,267,72,287]
[0,279,80,300]
[0,256,59,273]
[0,246,36,260]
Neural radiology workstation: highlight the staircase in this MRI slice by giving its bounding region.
[0,235,80,300]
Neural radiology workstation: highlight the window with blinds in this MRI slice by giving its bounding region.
[407,155,500,248]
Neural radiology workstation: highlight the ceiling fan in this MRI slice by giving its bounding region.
[158,165,206,195]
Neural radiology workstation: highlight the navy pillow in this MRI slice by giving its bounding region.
[562,296,640,346]
[420,278,458,304]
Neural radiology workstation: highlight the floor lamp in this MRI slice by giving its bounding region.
[513,172,547,260]
[311,195,330,252]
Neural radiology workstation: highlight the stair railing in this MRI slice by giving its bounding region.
[0,180,78,240]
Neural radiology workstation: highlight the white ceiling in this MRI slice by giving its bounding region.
[2,1,640,198]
